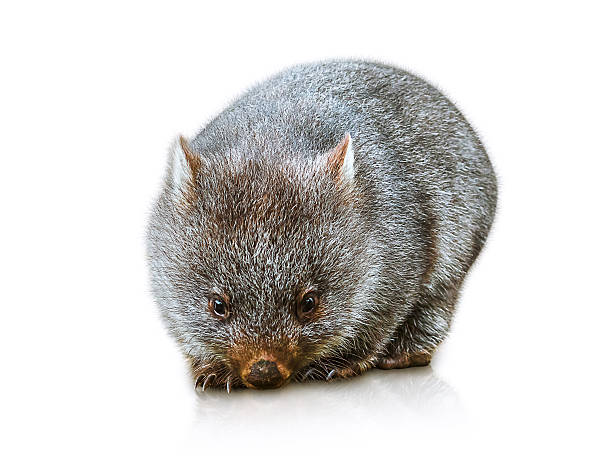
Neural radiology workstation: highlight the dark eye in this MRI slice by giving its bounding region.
[208,296,230,320]
[297,291,319,321]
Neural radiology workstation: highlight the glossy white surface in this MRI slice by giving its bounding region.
[1,1,610,462]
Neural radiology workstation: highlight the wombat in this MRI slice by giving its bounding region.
[147,60,497,391]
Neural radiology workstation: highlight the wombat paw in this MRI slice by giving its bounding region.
[325,359,375,381]
[325,366,359,381]
[193,363,234,392]
[376,351,432,370]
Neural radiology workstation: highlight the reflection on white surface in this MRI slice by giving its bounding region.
[191,367,463,447]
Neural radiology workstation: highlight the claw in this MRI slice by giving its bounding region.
[303,368,316,380]
[202,373,216,390]
[326,369,336,381]
[195,375,205,390]
[226,379,232,394]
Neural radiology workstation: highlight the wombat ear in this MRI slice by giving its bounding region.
[168,135,200,195]
[326,133,354,185]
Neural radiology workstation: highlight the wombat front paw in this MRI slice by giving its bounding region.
[192,362,235,392]
[324,358,376,381]
[325,366,360,381]
[376,351,432,370]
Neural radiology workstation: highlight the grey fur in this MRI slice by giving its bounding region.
[146,60,497,390]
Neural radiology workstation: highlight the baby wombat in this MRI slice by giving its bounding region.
[147,60,497,391]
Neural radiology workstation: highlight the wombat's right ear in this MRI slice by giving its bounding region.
[325,133,355,186]
[168,135,200,196]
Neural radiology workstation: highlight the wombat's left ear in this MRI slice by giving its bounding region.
[326,133,355,185]
[168,135,200,195]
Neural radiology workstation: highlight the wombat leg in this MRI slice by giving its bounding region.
[376,286,459,370]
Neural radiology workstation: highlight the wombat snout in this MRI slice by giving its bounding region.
[245,359,287,389]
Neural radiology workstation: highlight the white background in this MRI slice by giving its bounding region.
[1,1,610,462]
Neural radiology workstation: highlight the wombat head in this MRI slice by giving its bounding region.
[147,134,375,389]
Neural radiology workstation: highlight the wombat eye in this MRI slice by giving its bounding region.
[208,296,230,320]
[297,291,319,321]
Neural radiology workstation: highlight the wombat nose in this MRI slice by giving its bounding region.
[246,360,285,389]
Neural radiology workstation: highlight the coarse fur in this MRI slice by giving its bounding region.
[146,60,497,391]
